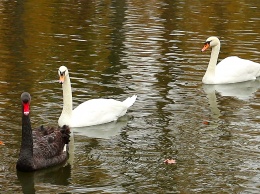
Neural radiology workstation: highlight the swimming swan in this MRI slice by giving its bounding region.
[58,66,137,127]
[17,92,70,172]
[201,36,260,84]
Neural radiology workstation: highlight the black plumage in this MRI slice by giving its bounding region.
[16,92,71,172]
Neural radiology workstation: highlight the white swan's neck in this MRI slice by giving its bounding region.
[203,44,220,84]
[62,75,73,114]
[59,74,73,126]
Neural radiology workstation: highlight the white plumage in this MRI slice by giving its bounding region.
[58,66,137,128]
[201,36,260,84]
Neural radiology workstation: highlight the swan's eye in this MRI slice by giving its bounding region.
[59,70,66,76]
[205,40,212,45]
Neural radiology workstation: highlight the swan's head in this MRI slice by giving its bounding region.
[201,36,220,52]
[58,66,69,84]
[21,92,31,115]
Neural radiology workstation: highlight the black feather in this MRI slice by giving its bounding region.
[16,92,71,172]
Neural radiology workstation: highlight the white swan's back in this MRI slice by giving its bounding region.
[214,56,260,84]
[71,95,137,127]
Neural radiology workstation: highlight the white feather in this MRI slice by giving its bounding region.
[58,66,137,127]
[202,36,260,84]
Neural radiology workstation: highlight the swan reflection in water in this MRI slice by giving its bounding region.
[202,79,260,121]
[17,163,71,194]
[71,115,130,139]
[67,115,130,167]
[203,78,260,101]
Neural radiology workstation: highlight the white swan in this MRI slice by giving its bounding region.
[58,66,137,128]
[201,36,260,84]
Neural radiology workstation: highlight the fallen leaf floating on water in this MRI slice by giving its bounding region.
[203,120,210,125]
[164,159,176,164]
[0,141,5,145]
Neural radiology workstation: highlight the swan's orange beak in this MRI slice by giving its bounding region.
[201,43,210,52]
[59,75,65,84]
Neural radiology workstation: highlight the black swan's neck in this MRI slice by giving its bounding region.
[20,114,33,158]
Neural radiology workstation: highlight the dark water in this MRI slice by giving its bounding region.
[0,0,260,193]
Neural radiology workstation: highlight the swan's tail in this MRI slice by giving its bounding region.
[60,125,71,144]
[123,95,137,108]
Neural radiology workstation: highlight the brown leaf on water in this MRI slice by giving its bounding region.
[203,120,210,125]
[164,159,176,164]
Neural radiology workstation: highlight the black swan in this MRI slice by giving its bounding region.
[16,92,71,172]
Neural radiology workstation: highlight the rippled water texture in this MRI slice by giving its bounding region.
[0,0,260,193]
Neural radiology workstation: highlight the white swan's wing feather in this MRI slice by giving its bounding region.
[122,95,137,108]
[215,56,260,84]
[71,99,129,127]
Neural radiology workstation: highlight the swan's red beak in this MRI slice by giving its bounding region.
[201,42,210,52]
[59,75,65,84]
[23,102,30,115]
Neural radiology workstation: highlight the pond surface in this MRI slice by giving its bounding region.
[0,0,260,193]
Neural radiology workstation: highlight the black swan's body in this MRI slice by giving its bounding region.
[16,92,71,172]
